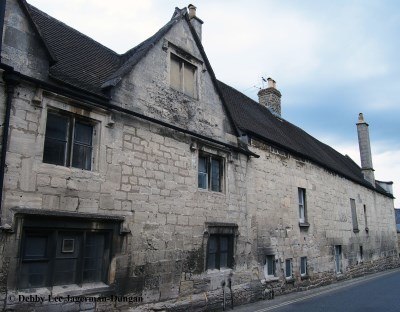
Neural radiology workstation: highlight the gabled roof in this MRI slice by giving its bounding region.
[101,8,185,89]
[217,81,391,197]
[25,2,121,95]
[22,2,241,136]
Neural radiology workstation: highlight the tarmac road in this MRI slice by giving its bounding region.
[233,268,400,312]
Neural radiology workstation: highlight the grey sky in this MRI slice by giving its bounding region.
[28,0,400,206]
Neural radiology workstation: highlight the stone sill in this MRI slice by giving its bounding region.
[38,162,102,179]
[300,274,309,280]
[285,277,295,284]
[353,229,360,233]
[206,268,233,275]
[264,277,280,283]
[197,188,226,196]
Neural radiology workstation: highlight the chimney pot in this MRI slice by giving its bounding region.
[187,4,203,41]
[188,4,196,18]
[357,112,365,123]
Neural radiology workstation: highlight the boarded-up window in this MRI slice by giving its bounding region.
[20,229,110,289]
[350,198,359,232]
[170,53,197,98]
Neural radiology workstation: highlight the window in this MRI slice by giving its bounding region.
[350,199,359,232]
[198,154,223,192]
[285,259,292,278]
[358,246,363,262]
[264,255,276,278]
[19,229,110,289]
[298,188,307,224]
[170,53,197,98]
[43,111,93,170]
[207,234,233,270]
[363,205,368,231]
[334,245,342,274]
[300,257,307,276]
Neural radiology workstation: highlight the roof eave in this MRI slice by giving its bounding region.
[245,129,394,199]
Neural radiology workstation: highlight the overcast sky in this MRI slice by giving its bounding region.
[28,0,400,207]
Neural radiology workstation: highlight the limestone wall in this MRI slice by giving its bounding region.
[248,139,398,294]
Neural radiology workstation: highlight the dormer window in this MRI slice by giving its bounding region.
[170,53,197,98]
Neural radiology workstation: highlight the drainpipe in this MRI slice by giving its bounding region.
[0,69,19,224]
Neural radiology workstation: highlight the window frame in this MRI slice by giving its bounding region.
[350,198,359,233]
[43,110,95,171]
[358,245,364,263]
[206,234,234,270]
[16,215,121,290]
[170,53,198,98]
[298,188,309,227]
[198,153,224,193]
[264,255,276,278]
[334,245,342,274]
[300,256,307,276]
[363,204,369,232]
[285,258,293,279]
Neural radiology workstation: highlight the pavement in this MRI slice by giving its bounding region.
[231,268,400,312]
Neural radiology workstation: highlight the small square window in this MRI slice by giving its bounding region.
[62,239,75,253]
[170,53,197,98]
[198,153,223,192]
[43,111,94,170]
[300,257,307,276]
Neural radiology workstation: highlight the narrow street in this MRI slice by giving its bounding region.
[234,268,400,312]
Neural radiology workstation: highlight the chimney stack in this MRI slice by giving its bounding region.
[188,4,203,41]
[258,78,282,116]
[356,113,375,185]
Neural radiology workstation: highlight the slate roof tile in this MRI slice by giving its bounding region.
[26,4,121,94]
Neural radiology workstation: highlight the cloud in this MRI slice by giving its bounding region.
[27,0,400,207]
[324,136,400,208]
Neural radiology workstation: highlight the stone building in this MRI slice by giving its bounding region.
[0,1,398,311]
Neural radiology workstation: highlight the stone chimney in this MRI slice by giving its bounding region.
[257,78,282,116]
[188,4,203,41]
[356,113,375,185]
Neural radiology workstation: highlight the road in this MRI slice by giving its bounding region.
[234,269,400,312]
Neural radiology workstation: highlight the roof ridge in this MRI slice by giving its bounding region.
[26,3,120,57]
